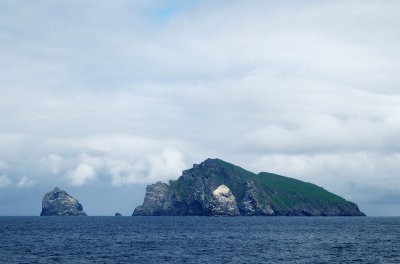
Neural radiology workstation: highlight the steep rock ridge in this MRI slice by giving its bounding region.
[239,180,274,216]
[209,185,240,216]
[133,158,365,216]
[40,187,87,216]
[133,181,169,216]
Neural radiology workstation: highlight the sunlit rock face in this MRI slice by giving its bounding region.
[209,185,240,216]
[40,187,87,216]
[133,181,170,216]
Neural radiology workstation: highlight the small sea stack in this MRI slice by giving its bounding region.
[40,187,87,216]
[115,212,122,216]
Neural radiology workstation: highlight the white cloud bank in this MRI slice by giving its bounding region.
[69,164,96,186]
[0,1,400,215]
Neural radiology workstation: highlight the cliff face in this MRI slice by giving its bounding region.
[40,187,87,216]
[133,159,365,216]
[209,185,240,216]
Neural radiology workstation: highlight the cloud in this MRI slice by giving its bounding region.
[108,160,142,186]
[47,154,63,174]
[68,164,96,186]
[0,160,6,169]
[243,111,400,154]
[42,136,188,186]
[108,147,186,186]
[17,176,36,188]
[0,1,400,215]
[147,147,185,181]
[249,152,400,203]
[0,175,12,188]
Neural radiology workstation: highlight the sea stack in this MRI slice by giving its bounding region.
[115,212,122,216]
[40,187,87,216]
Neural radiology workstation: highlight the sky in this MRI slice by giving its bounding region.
[1,0,400,216]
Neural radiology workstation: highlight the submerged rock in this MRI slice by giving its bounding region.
[209,185,240,216]
[40,187,87,216]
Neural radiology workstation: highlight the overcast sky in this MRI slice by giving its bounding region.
[1,0,400,216]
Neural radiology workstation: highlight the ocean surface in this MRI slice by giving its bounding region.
[0,216,399,263]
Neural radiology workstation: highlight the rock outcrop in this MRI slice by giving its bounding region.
[209,185,240,216]
[40,187,87,216]
[115,212,122,216]
[133,182,170,216]
[239,180,274,216]
[133,158,365,216]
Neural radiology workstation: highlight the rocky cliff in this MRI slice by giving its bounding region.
[133,159,365,216]
[209,185,240,216]
[40,187,87,216]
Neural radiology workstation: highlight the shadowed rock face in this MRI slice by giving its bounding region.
[40,187,87,216]
[133,158,365,217]
[240,180,274,216]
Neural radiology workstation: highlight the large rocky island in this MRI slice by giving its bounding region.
[40,187,87,216]
[133,159,365,216]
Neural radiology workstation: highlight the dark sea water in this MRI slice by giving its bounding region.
[0,216,399,263]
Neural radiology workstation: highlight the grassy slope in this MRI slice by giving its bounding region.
[171,158,349,211]
[212,159,256,202]
[255,172,347,210]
